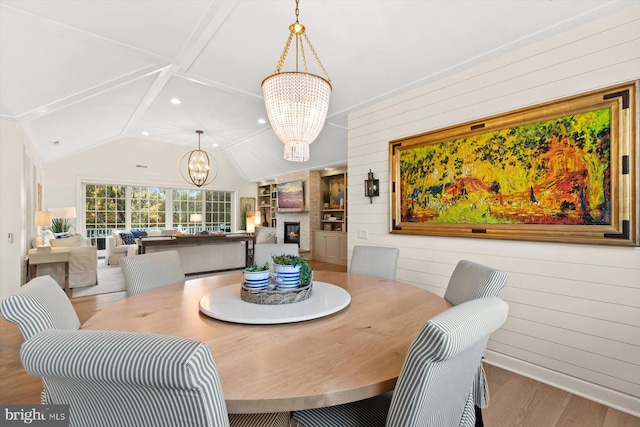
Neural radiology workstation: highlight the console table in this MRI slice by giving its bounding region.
[28,251,70,296]
[138,234,256,271]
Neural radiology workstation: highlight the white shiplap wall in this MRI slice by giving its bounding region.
[347,7,640,416]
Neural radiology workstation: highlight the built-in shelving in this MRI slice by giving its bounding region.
[319,170,347,232]
[257,182,277,227]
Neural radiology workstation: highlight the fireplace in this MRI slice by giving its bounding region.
[283,222,301,247]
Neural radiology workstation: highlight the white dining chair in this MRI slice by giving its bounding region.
[291,297,509,427]
[349,245,399,280]
[444,259,508,425]
[21,329,290,427]
[120,250,185,296]
[0,274,81,404]
[0,275,80,341]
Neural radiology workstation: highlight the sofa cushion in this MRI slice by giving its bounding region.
[131,229,147,238]
[112,231,124,246]
[50,235,83,247]
[120,232,136,245]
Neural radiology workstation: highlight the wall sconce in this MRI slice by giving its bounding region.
[364,169,379,203]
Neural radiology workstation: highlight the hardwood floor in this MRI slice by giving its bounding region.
[1,260,638,426]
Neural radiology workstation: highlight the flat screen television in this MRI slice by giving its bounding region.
[276,180,305,211]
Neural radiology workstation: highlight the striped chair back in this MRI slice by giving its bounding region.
[21,330,291,427]
[349,245,400,280]
[120,250,185,297]
[21,330,231,427]
[291,297,509,427]
[443,260,507,306]
[443,260,508,411]
[386,297,508,426]
[0,275,80,340]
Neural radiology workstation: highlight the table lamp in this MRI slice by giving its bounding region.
[35,211,53,249]
[190,213,203,234]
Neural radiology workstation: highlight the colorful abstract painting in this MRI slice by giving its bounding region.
[399,109,611,226]
[390,83,637,246]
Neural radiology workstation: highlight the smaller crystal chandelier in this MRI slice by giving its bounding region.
[262,0,331,162]
[181,130,218,187]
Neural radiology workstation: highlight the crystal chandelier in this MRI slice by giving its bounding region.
[262,0,331,162]
[181,130,218,187]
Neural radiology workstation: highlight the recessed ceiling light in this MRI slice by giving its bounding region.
[258,118,266,124]
[141,131,150,136]
[170,98,182,105]
[212,143,219,148]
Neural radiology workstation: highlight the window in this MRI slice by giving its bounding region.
[85,184,126,249]
[84,184,233,242]
[131,187,166,230]
[205,191,232,232]
[173,189,202,233]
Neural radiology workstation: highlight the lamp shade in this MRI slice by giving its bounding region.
[246,216,256,234]
[190,213,203,222]
[35,211,53,227]
[49,207,76,218]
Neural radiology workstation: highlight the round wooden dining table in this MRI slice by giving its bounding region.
[81,270,451,414]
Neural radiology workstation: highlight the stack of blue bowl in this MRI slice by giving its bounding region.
[275,271,300,289]
[244,276,269,290]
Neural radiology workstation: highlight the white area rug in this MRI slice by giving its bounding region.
[72,259,125,298]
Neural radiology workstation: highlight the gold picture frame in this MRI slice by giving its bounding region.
[390,82,637,246]
[240,197,255,216]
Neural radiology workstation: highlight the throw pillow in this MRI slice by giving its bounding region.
[120,232,136,245]
[131,229,147,238]
[50,235,82,247]
[112,230,124,246]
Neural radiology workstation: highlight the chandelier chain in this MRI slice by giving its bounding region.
[300,37,308,73]
[295,0,299,22]
[303,33,330,82]
[275,32,294,74]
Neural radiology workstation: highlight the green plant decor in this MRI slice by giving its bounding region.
[245,261,269,272]
[271,254,313,286]
[50,218,72,233]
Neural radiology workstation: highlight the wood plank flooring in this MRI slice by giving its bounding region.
[1,260,638,426]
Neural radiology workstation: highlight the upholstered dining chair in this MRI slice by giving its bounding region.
[120,250,185,296]
[253,243,298,270]
[349,245,400,280]
[21,329,290,427]
[291,297,509,427]
[0,275,80,341]
[444,260,508,426]
[0,274,81,404]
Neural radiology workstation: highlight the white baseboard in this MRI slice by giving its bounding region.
[484,350,640,418]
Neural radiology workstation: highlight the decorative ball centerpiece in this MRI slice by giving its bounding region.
[240,254,313,305]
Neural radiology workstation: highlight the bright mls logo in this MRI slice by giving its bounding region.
[1,405,69,426]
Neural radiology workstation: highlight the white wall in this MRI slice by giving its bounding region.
[347,6,640,416]
[44,137,256,233]
[0,120,44,298]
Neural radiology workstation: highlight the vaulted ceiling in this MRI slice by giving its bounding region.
[1,0,636,182]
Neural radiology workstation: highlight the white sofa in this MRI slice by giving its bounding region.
[106,231,137,266]
[106,229,183,265]
[29,232,98,288]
